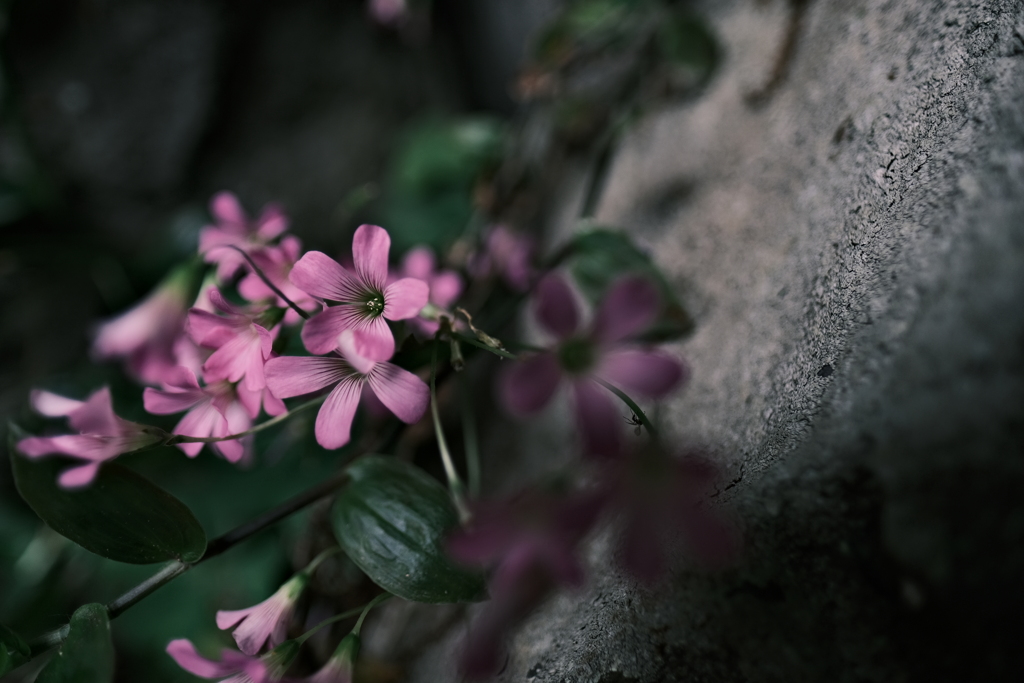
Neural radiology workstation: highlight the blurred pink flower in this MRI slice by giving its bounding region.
[265,330,428,450]
[199,191,289,282]
[290,225,428,361]
[500,274,687,459]
[166,639,298,683]
[92,264,195,385]
[217,573,309,655]
[393,246,463,336]
[368,0,407,26]
[300,633,358,683]
[187,289,279,392]
[17,387,163,487]
[470,225,534,292]
[238,235,321,324]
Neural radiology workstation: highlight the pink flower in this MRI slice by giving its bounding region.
[289,225,429,361]
[368,0,407,26]
[199,191,290,282]
[447,489,604,680]
[17,388,164,487]
[143,367,281,464]
[92,264,195,385]
[265,330,428,450]
[166,639,299,683]
[238,236,321,324]
[187,289,279,392]
[217,573,309,656]
[499,274,687,459]
[393,246,463,336]
[469,225,534,292]
[300,633,358,683]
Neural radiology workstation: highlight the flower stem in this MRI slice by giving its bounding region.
[221,244,311,320]
[169,394,326,445]
[295,592,392,645]
[451,331,518,360]
[594,378,658,438]
[460,372,481,498]
[303,546,343,577]
[353,592,392,635]
[430,336,470,523]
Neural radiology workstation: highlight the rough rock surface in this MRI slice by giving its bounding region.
[407,0,1024,681]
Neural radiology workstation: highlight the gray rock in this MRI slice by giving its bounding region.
[406,0,1024,680]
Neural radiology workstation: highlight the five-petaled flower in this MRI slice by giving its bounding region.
[17,388,164,487]
[166,638,298,683]
[500,273,687,459]
[290,224,428,361]
[265,330,428,450]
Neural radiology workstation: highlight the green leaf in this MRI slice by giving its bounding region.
[36,604,114,683]
[10,437,207,565]
[568,228,694,341]
[331,456,486,603]
[0,623,30,676]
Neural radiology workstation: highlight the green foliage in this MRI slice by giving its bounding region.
[568,228,694,341]
[10,445,207,565]
[331,456,486,603]
[0,622,30,676]
[35,604,114,683]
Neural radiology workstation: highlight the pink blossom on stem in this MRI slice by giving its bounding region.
[289,225,428,361]
[166,639,299,683]
[265,330,428,450]
[199,191,290,282]
[469,225,534,292]
[299,633,358,683]
[217,573,309,656]
[500,274,688,459]
[447,490,604,680]
[238,235,321,324]
[392,246,463,336]
[187,289,280,392]
[17,387,164,487]
[92,263,196,385]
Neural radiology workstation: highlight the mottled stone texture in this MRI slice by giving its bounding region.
[407,0,1024,681]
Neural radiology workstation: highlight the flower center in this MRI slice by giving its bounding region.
[364,296,384,316]
[558,338,595,374]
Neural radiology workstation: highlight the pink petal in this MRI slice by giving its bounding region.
[402,246,435,280]
[67,387,121,436]
[58,462,103,488]
[596,349,687,398]
[236,383,263,420]
[338,330,377,375]
[429,271,463,309]
[266,356,348,399]
[256,203,289,239]
[315,380,362,450]
[166,639,244,678]
[263,390,287,417]
[211,192,247,228]
[351,224,390,290]
[143,386,206,415]
[291,251,362,303]
[215,607,254,630]
[173,402,223,458]
[187,308,233,346]
[591,276,660,344]
[499,352,562,415]
[301,306,353,355]
[30,390,84,417]
[213,402,252,464]
[383,278,429,320]
[366,363,429,423]
[534,274,580,340]
[202,330,263,386]
[351,316,395,362]
[571,380,623,459]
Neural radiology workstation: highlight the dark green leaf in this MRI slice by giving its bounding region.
[10,436,207,565]
[655,12,719,91]
[331,456,486,603]
[0,623,30,676]
[36,604,114,683]
[568,228,694,341]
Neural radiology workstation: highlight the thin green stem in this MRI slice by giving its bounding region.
[353,592,392,635]
[594,378,658,438]
[294,603,373,646]
[451,331,518,360]
[460,372,481,498]
[430,336,470,522]
[169,395,325,445]
[222,245,310,320]
[303,546,342,577]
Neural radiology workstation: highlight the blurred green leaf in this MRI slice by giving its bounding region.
[655,12,719,90]
[0,622,30,676]
[10,440,207,565]
[36,604,114,683]
[331,456,486,603]
[568,228,694,341]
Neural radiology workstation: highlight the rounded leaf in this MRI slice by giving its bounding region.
[10,444,206,565]
[36,604,114,683]
[331,456,486,603]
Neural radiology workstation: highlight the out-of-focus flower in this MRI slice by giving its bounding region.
[300,633,358,683]
[447,489,603,680]
[470,225,534,292]
[217,573,309,656]
[290,225,428,360]
[500,274,686,458]
[265,330,428,450]
[368,0,407,26]
[238,235,321,324]
[142,367,278,464]
[17,388,164,487]
[166,638,299,683]
[199,191,289,282]
[92,263,197,385]
[187,289,281,392]
[600,449,742,582]
[393,246,463,336]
